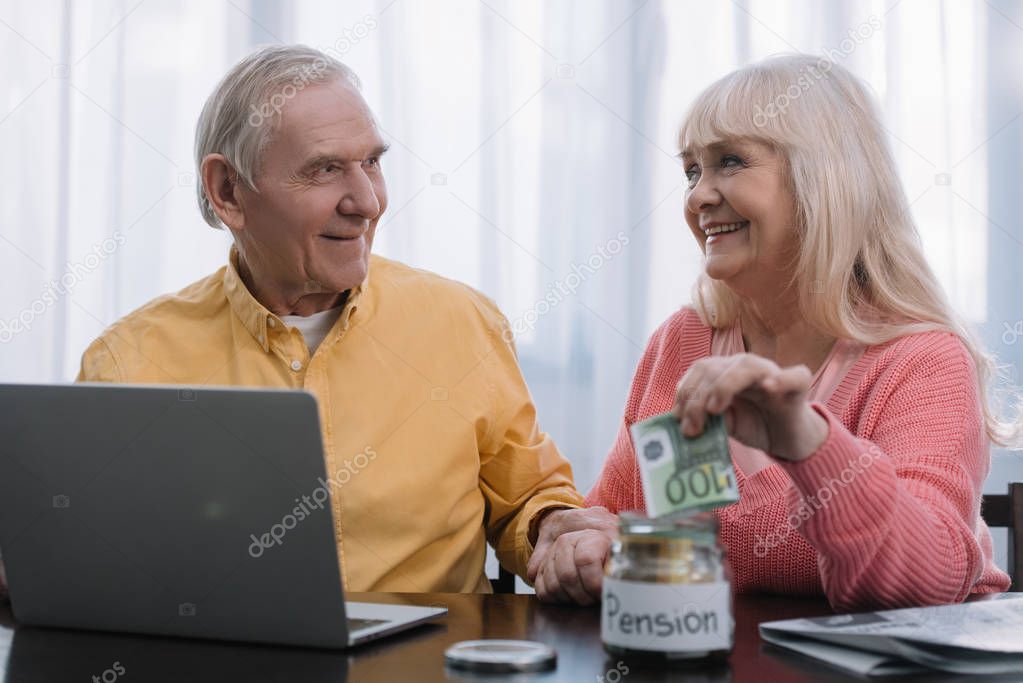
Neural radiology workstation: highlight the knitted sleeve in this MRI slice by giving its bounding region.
[778,332,1010,610]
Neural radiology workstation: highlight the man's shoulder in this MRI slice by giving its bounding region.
[91,267,230,352]
[369,254,489,300]
[368,255,505,327]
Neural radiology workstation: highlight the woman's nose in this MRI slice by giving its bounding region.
[686,173,722,214]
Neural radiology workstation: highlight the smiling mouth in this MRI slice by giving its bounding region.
[320,234,361,241]
[703,221,749,236]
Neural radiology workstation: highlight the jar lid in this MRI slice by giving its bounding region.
[444,640,557,673]
[619,510,718,540]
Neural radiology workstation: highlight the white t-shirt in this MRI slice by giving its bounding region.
[282,307,343,354]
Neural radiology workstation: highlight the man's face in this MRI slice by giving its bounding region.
[234,77,389,304]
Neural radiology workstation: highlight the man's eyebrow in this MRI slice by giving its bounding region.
[300,143,390,171]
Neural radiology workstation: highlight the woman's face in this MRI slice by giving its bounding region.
[682,138,798,295]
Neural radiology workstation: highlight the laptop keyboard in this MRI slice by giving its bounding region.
[348,617,389,632]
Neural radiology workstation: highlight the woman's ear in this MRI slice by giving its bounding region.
[201,154,247,231]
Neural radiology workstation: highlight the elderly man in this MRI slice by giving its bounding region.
[52,44,613,598]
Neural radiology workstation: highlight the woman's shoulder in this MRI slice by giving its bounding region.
[643,305,714,359]
[622,307,714,421]
[860,328,974,380]
[839,328,979,422]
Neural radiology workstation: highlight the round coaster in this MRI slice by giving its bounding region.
[444,639,557,673]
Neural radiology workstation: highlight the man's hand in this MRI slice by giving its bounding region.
[526,507,617,605]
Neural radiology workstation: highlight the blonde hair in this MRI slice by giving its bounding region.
[680,54,1022,448]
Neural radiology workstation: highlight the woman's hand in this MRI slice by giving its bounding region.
[673,353,829,462]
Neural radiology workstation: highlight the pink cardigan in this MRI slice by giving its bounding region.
[586,307,1009,610]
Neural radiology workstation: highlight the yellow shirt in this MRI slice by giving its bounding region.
[76,249,583,592]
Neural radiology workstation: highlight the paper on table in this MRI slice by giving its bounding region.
[759,628,927,676]
[769,594,1023,652]
[760,594,1023,676]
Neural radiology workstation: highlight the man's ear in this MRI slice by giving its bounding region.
[201,154,247,231]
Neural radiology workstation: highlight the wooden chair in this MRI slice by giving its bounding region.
[982,482,1023,591]
[490,566,516,594]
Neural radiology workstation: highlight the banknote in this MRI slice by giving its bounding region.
[630,411,739,517]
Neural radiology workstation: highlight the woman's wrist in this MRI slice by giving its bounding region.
[772,404,830,462]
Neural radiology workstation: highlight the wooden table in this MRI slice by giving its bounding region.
[0,592,998,682]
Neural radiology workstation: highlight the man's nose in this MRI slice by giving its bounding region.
[338,169,381,219]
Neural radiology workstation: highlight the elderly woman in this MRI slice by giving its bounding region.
[529,54,1020,611]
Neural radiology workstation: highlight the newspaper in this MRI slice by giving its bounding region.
[759,593,1023,676]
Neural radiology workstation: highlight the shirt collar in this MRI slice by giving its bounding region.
[222,245,366,352]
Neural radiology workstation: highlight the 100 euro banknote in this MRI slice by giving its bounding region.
[629,412,739,517]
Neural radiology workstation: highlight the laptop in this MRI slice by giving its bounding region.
[0,383,446,648]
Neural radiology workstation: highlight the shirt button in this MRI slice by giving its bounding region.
[290,360,302,371]
[258,334,265,344]
[268,318,276,328]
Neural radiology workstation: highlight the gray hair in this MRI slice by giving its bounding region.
[194,44,360,228]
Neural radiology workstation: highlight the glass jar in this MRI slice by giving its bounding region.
[601,511,733,663]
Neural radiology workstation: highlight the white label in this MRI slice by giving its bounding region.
[601,577,732,652]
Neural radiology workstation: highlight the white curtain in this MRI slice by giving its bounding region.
[2,0,1020,504]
